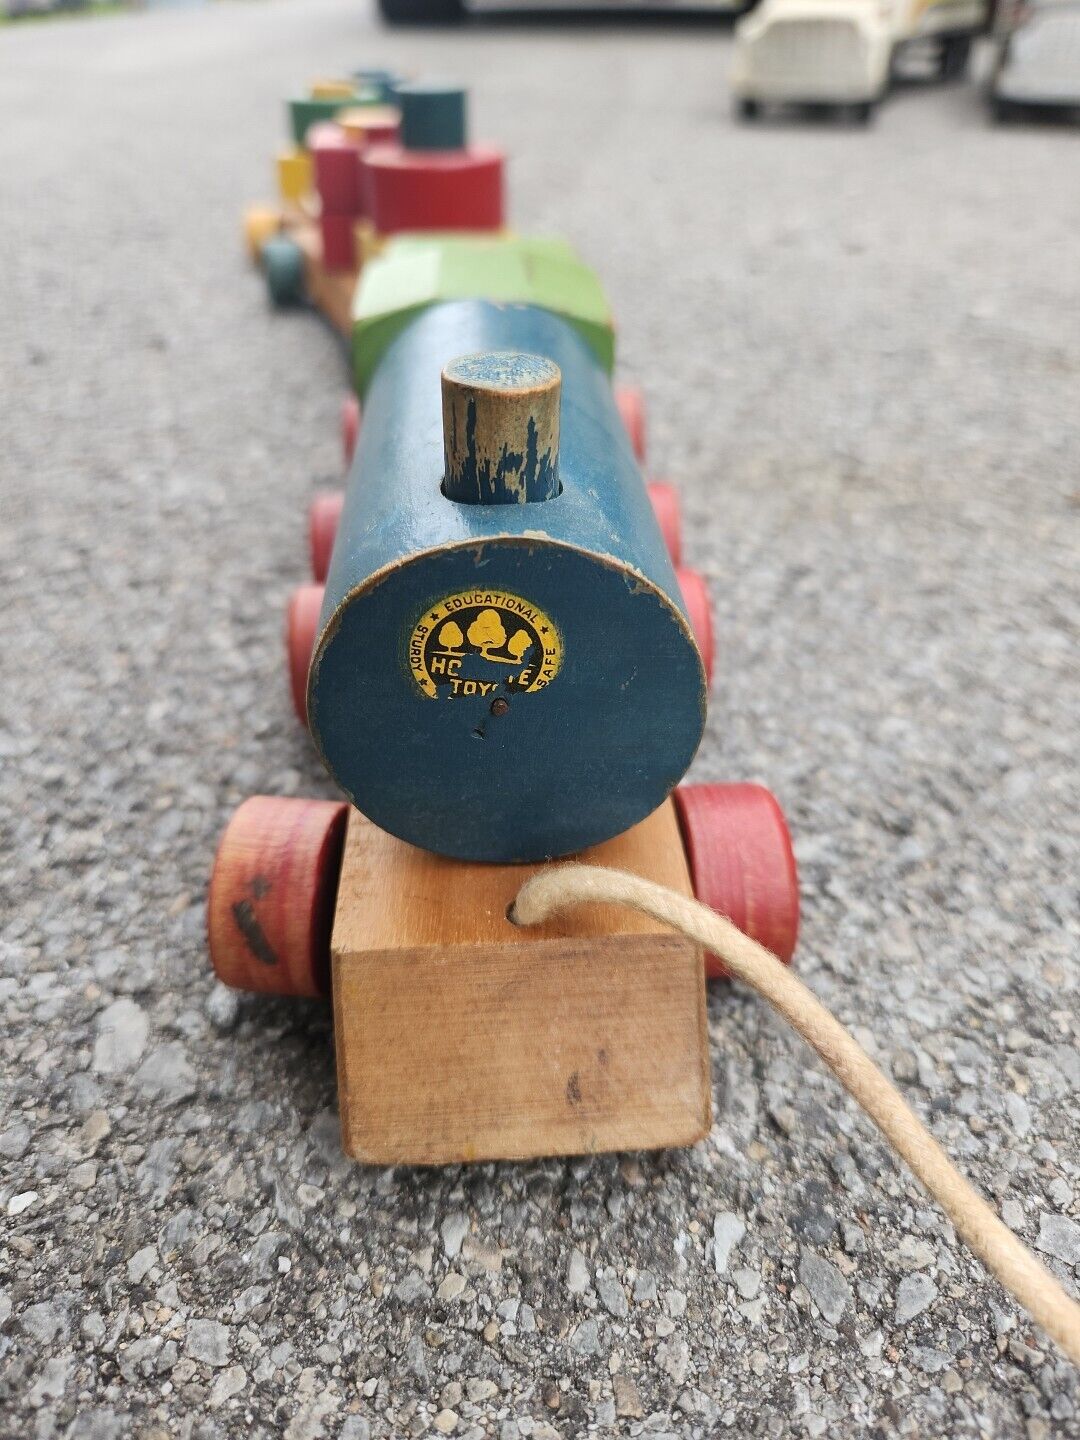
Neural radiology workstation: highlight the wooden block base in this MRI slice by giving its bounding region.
[292,220,357,337]
[331,801,710,1165]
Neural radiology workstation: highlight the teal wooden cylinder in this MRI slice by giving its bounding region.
[398,83,466,150]
[308,299,706,863]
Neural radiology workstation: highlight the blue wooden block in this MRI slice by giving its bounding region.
[308,300,706,864]
[351,68,404,105]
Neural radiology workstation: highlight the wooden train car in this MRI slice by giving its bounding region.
[215,78,800,1166]
[244,81,504,316]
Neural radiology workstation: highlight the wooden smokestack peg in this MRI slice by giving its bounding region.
[441,351,561,505]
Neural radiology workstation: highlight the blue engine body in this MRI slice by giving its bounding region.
[308,298,706,863]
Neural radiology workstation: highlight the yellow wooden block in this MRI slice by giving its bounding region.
[356,220,386,268]
[311,80,356,100]
[276,148,313,206]
[242,205,283,263]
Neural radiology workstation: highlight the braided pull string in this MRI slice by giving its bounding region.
[509,864,1080,1368]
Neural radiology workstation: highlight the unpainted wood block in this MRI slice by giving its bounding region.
[291,222,356,336]
[331,801,711,1165]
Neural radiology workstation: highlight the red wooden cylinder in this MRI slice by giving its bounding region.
[310,122,363,215]
[339,106,401,149]
[615,384,646,463]
[647,480,682,567]
[676,567,714,688]
[320,212,356,272]
[360,119,400,145]
[365,144,504,235]
[309,493,345,583]
[341,393,361,465]
[674,783,800,979]
[287,584,325,723]
[207,796,349,998]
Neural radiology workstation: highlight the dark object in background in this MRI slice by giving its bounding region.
[378,0,752,22]
[988,0,1080,120]
[4,0,88,15]
[380,0,463,18]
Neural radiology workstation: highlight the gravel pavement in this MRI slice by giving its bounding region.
[2,2,1078,1436]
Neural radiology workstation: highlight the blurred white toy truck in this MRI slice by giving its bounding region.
[732,0,994,122]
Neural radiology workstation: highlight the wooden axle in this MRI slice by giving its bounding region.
[208,785,799,1164]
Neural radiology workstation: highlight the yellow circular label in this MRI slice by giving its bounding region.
[409,589,563,701]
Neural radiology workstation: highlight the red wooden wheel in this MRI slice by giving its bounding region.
[287,584,325,724]
[341,393,361,466]
[309,492,345,583]
[675,567,714,688]
[207,796,349,998]
[674,783,800,979]
[615,384,646,463]
[647,480,682,567]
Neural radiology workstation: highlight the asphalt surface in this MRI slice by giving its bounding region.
[2,2,1079,1437]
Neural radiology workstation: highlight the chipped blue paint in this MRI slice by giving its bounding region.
[443,353,561,505]
[445,400,560,505]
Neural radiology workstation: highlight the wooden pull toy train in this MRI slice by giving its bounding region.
[215,79,801,1165]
